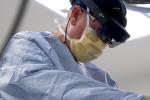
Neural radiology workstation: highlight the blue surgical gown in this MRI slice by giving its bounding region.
[0,32,143,100]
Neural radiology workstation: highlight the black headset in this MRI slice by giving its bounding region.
[76,0,130,47]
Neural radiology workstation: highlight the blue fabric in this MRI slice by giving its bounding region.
[0,32,143,100]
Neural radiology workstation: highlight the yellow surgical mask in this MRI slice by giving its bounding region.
[58,8,106,63]
[70,26,106,63]
[70,8,106,63]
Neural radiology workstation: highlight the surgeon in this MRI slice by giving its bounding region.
[0,0,149,100]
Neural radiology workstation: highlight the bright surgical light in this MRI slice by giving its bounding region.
[36,0,71,17]
[126,8,150,40]
[35,0,150,41]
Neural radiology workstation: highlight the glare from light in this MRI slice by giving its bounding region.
[36,0,71,17]
[35,0,150,41]
[126,9,150,40]
[136,4,150,8]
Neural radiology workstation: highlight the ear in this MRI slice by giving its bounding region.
[70,5,83,26]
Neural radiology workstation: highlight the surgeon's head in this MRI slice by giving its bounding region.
[58,0,130,63]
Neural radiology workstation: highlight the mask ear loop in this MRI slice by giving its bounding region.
[64,17,71,43]
[58,24,71,41]
[57,17,71,43]
[86,7,90,28]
